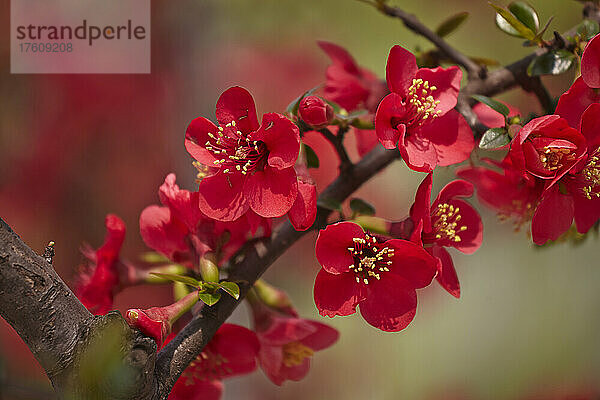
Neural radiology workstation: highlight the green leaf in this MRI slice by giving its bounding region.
[349,198,376,216]
[576,19,600,41]
[140,252,169,263]
[435,12,469,38]
[527,50,576,76]
[317,197,343,212]
[479,127,511,149]
[149,273,201,287]
[304,144,320,169]
[507,1,539,33]
[472,94,510,117]
[491,2,536,40]
[218,281,240,300]
[198,291,221,306]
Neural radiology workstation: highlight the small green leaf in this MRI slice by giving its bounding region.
[304,144,320,169]
[507,1,539,33]
[349,198,376,216]
[218,281,240,300]
[150,273,201,287]
[527,50,576,76]
[317,197,343,212]
[472,94,510,117]
[479,127,511,149]
[576,19,600,41]
[198,291,221,306]
[435,12,469,38]
[491,2,536,40]
[140,252,169,263]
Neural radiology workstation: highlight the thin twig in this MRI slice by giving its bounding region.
[319,127,353,173]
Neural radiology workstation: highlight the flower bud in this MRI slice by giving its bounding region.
[299,96,333,127]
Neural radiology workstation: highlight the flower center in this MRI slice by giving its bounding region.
[347,234,393,285]
[537,146,576,172]
[205,120,268,175]
[183,349,232,383]
[432,203,467,243]
[282,341,314,367]
[407,78,441,123]
[582,150,600,200]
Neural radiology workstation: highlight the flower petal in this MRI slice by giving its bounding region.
[415,66,462,116]
[580,103,600,151]
[531,185,574,245]
[197,173,250,221]
[581,33,600,88]
[430,246,460,298]
[185,117,220,165]
[386,45,418,95]
[215,86,259,134]
[288,179,317,231]
[244,167,298,218]
[421,110,474,167]
[375,93,406,149]
[385,239,437,289]
[313,269,364,317]
[315,221,365,274]
[556,77,600,131]
[409,173,433,233]
[251,113,300,170]
[359,274,417,332]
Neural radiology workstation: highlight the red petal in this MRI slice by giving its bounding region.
[197,173,250,221]
[359,274,417,332]
[400,128,438,172]
[251,113,300,169]
[415,66,461,116]
[430,246,460,298]
[409,173,433,233]
[215,86,259,134]
[581,33,600,88]
[580,103,600,151]
[208,324,260,377]
[375,93,406,149]
[313,269,364,317]
[185,117,219,165]
[421,110,474,167]
[315,222,364,274]
[299,321,339,351]
[288,180,317,231]
[386,45,418,95]
[385,239,437,289]
[244,167,298,218]
[436,179,474,203]
[169,377,223,400]
[317,41,361,75]
[443,199,483,254]
[556,77,600,131]
[139,205,188,259]
[531,185,574,245]
[353,128,380,157]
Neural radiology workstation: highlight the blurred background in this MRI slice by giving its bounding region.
[1,0,599,399]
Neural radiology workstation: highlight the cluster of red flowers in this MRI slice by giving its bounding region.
[459,35,600,245]
[70,28,600,398]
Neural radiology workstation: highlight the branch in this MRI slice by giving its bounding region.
[318,126,353,173]
[154,145,401,398]
[374,2,484,77]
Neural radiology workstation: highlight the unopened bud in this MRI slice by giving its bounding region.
[299,96,334,128]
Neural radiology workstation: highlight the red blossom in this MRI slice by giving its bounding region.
[140,173,269,267]
[457,156,543,230]
[318,41,387,157]
[168,324,259,400]
[313,221,437,332]
[299,96,334,128]
[75,214,126,315]
[473,101,520,129]
[407,174,483,298]
[509,115,586,185]
[555,77,600,131]
[288,164,317,231]
[250,301,338,385]
[185,87,300,221]
[375,45,474,172]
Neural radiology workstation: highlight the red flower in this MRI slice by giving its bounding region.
[555,77,600,131]
[299,96,334,128]
[288,164,317,231]
[510,115,586,185]
[408,174,483,298]
[313,222,437,332]
[581,33,600,88]
[457,156,543,230]
[375,45,474,172]
[318,41,387,113]
[75,214,126,315]
[250,301,338,385]
[185,87,300,221]
[169,324,259,400]
[318,41,387,157]
[473,101,519,129]
[531,103,600,244]
[140,173,269,267]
